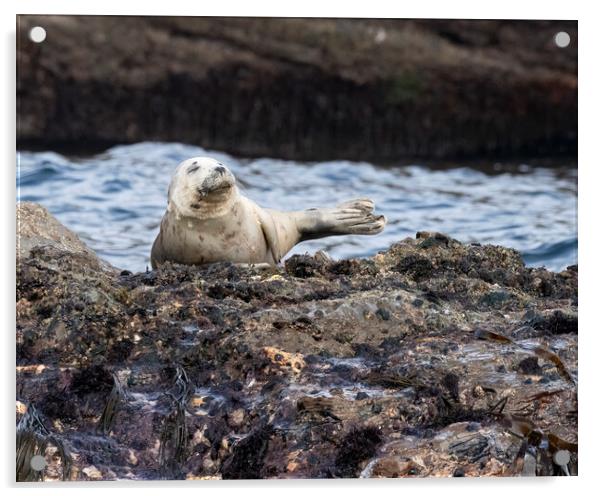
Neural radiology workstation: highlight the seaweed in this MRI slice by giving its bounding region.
[513,389,568,415]
[442,372,460,401]
[221,423,274,479]
[97,373,127,435]
[16,404,72,482]
[335,426,383,477]
[530,310,577,335]
[70,364,114,396]
[475,329,575,385]
[364,370,424,390]
[297,396,341,421]
[500,414,577,476]
[425,396,492,429]
[522,343,575,385]
[158,366,191,478]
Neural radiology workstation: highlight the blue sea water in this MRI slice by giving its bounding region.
[17,142,577,273]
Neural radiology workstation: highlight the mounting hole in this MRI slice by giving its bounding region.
[554,31,570,48]
[30,455,47,471]
[553,450,571,466]
[29,26,46,43]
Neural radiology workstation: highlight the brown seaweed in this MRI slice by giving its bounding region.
[475,329,575,385]
[500,414,577,476]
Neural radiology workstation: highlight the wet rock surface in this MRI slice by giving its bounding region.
[17,16,576,162]
[16,204,577,480]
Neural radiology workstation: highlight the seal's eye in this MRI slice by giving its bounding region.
[215,166,227,175]
[187,165,200,174]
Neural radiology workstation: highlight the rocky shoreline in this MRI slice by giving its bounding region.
[16,202,577,480]
[17,17,577,163]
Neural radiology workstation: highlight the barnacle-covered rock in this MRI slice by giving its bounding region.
[16,204,577,480]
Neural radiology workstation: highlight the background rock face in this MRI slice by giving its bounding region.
[17,16,577,162]
[16,206,577,480]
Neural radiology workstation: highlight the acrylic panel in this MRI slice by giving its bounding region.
[16,16,577,481]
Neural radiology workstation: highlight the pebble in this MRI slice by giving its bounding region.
[228,408,245,427]
[82,465,103,480]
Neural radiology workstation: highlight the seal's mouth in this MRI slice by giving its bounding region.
[210,183,232,194]
[189,181,235,212]
[195,182,233,200]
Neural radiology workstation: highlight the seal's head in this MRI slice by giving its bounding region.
[167,157,238,218]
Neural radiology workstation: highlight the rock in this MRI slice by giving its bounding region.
[16,203,578,480]
[448,433,490,463]
[263,347,306,374]
[227,408,246,428]
[517,357,542,375]
[416,231,457,249]
[375,307,391,321]
[17,17,576,162]
[17,202,95,261]
[284,254,326,278]
[529,309,578,335]
[370,458,418,478]
[453,467,465,477]
[17,201,115,273]
[82,465,103,480]
[221,425,273,479]
[442,372,460,400]
[335,426,383,477]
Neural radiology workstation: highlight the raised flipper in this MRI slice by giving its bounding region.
[297,198,386,241]
[253,197,386,264]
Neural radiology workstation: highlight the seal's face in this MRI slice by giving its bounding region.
[168,157,238,219]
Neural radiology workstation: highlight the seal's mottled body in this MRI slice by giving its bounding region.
[151,157,386,268]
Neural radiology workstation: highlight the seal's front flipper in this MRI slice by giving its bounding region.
[330,198,387,235]
[298,198,386,240]
[335,198,375,213]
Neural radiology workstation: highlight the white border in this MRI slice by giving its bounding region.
[3,1,600,495]
[10,0,580,19]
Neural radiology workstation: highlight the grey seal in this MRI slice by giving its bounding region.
[151,157,386,268]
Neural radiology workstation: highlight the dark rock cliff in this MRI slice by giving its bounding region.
[17,17,577,162]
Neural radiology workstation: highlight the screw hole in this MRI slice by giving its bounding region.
[554,31,570,48]
[29,26,46,43]
[30,454,47,471]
